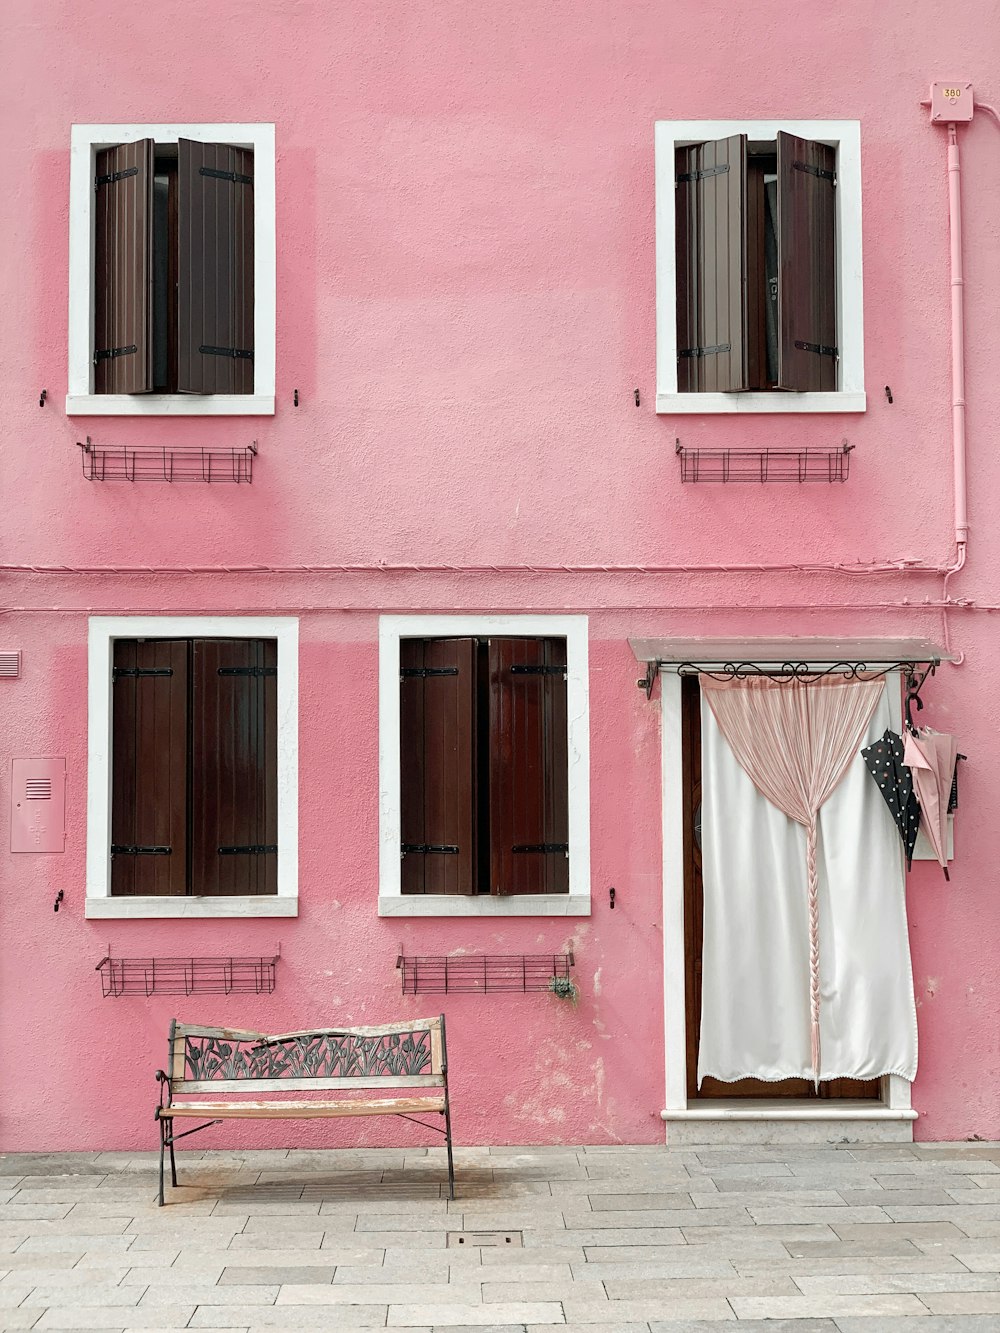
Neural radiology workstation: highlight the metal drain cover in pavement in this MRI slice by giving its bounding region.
[448,1231,522,1247]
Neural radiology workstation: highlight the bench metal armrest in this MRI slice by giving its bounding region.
[155,1069,172,1110]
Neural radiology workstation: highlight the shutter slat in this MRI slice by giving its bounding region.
[489,639,569,896]
[191,639,277,896]
[177,139,254,394]
[400,639,475,895]
[675,135,748,393]
[111,640,187,896]
[94,140,154,394]
[776,132,838,392]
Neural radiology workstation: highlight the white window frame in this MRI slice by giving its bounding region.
[85,616,298,918]
[655,119,865,415]
[67,123,276,416]
[378,615,591,917]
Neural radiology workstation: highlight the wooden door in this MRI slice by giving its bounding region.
[682,676,878,1100]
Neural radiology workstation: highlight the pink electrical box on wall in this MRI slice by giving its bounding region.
[931,81,974,121]
[11,758,66,853]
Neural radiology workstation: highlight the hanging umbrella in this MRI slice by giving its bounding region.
[903,728,958,880]
[861,729,921,869]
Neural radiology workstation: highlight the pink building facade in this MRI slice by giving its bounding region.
[1,1,998,1152]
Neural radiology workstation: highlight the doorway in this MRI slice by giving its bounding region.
[681,675,879,1101]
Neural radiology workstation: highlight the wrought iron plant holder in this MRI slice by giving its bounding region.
[675,439,853,483]
[396,952,575,995]
[96,952,279,997]
[78,437,256,483]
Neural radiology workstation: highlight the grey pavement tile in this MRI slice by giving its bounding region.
[337,1230,447,1249]
[226,1233,327,1251]
[23,1283,144,1307]
[0,1254,87,1271]
[388,1307,563,1327]
[837,1190,957,1207]
[447,1263,571,1282]
[355,1214,455,1232]
[784,1236,922,1258]
[528,1326,652,1333]
[731,1293,928,1318]
[588,1194,697,1212]
[947,1250,1000,1270]
[736,1254,972,1278]
[191,1308,387,1328]
[560,1207,718,1228]
[834,1319,1000,1332]
[481,1279,607,1301]
[947,1189,1000,1204]
[575,1259,738,1279]
[0,1208,74,1224]
[137,1284,278,1306]
[919,1291,1000,1313]
[33,1309,197,1329]
[831,1221,967,1242]
[224,1245,371,1264]
[683,1223,837,1246]
[279,1280,486,1304]
[463,1246,586,1266]
[0,1312,48,1331]
[795,1272,1000,1294]
[561,1298,735,1321]
[0,1286,39,1309]
[746,1206,892,1225]
[122,1266,226,1286]
[649,1323,837,1333]
[712,1176,880,1193]
[18,1237,135,1254]
[525,1228,687,1247]
[884,1204,1000,1223]
[219,1265,334,1284]
[940,1220,1000,1237]
[332,1262,452,1282]
[691,1191,846,1209]
[602,1275,797,1299]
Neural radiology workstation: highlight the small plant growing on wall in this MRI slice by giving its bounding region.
[548,975,579,1003]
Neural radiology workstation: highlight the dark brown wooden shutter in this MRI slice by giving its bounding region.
[177,139,254,395]
[94,140,154,394]
[399,639,475,895]
[675,135,748,393]
[776,132,837,392]
[488,638,569,896]
[190,639,277,896]
[110,639,188,896]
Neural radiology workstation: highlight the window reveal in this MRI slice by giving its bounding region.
[400,637,569,896]
[94,139,254,396]
[110,638,276,896]
[675,132,837,393]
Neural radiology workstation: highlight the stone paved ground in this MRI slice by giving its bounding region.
[1,1142,999,1331]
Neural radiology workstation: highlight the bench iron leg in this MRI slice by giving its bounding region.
[169,1125,177,1187]
[443,1104,455,1201]
[157,1116,166,1207]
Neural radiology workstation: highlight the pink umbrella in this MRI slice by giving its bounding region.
[903,728,958,879]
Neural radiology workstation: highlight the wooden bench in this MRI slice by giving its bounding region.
[154,1016,454,1205]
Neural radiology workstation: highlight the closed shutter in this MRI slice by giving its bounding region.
[776,132,838,392]
[399,639,475,895]
[190,639,277,896]
[177,139,254,395]
[110,639,188,896]
[488,638,569,896]
[675,135,748,393]
[94,139,154,394]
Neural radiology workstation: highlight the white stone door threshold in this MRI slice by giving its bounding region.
[662,1099,916,1145]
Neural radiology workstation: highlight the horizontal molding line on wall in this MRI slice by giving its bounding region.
[0,560,970,577]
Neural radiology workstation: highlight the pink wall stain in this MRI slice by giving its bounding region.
[1,1,999,1148]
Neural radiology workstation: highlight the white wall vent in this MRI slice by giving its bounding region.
[0,652,20,678]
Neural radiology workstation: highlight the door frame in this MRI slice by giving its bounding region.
[659,669,915,1125]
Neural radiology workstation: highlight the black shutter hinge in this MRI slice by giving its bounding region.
[111,845,171,855]
[217,666,277,677]
[400,667,459,678]
[793,160,836,185]
[95,345,138,364]
[676,164,730,184]
[95,166,139,187]
[218,845,278,855]
[795,340,839,358]
[199,345,254,360]
[512,843,569,854]
[113,667,173,679]
[679,344,731,358]
[401,844,459,855]
[199,166,252,185]
[510,665,567,676]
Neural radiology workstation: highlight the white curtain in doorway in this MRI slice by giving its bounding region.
[698,686,918,1085]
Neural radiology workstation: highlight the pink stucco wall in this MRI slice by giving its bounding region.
[1,1,999,1149]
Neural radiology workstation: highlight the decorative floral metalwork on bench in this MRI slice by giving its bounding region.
[183,1030,432,1082]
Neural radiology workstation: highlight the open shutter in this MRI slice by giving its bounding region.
[400,639,475,895]
[776,132,838,392]
[190,639,277,896]
[489,638,569,896]
[675,135,748,392]
[111,639,188,895]
[94,139,154,394]
[177,139,254,395]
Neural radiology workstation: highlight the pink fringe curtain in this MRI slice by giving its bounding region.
[701,675,885,1082]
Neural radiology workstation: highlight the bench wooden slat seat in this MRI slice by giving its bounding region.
[154,1017,454,1204]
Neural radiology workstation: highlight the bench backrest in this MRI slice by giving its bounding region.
[168,1016,446,1094]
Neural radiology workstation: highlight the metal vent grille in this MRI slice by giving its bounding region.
[25,779,52,801]
[0,652,20,678]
